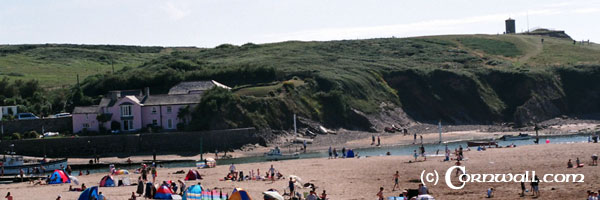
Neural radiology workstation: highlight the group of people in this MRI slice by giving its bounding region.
[224,164,282,183]
[412,145,427,161]
[327,146,354,159]
[371,135,381,146]
[567,154,598,168]
[587,190,600,200]
[519,176,541,197]
[376,184,428,200]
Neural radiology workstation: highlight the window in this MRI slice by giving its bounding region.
[120,105,132,117]
[166,106,172,113]
[123,120,133,131]
[167,119,173,129]
[152,119,158,126]
[85,114,89,120]
[151,107,157,114]
[83,123,90,128]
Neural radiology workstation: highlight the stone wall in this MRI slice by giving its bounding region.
[0,128,262,158]
[0,117,72,135]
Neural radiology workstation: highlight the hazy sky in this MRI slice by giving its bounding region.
[1,0,599,47]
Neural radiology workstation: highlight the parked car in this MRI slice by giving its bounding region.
[16,113,39,120]
[54,113,72,118]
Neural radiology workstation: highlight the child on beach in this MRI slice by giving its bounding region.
[392,171,400,191]
[413,150,418,161]
[151,167,157,183]
[376,187,384,200]
[328,147,332,159]
[269,165,276,182]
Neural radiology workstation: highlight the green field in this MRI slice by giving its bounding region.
[0,44,168,88]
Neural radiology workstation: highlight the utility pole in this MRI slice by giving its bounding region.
[293,113,297,137]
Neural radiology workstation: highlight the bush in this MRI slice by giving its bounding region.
[110,121,120,130]
[23,131,40,139]
[10,132,21,140]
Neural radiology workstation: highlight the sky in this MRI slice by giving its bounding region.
[1,0,599,47]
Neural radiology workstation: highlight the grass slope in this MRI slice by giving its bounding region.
[5,33,600,130]
[0,44,168,88]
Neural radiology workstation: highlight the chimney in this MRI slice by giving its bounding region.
[144,87,150,97]
[110,91,121,100]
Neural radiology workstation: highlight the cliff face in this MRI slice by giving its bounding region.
[383,66,600,127]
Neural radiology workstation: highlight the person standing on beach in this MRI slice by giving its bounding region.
[333,148,338,159]
[151,167,157,183]
[141,167,147,182]
[420,145,426,161]
[420,135,423,144]
[303,140,307,153]
[288,177,296,197]
[392,171,400,191]
[376,187,384,200]
[413,150,418,161]
[328,146,333,159]
[458,145,464,160]
[520,181,526,197]
[269,165,276,182]
[532,175,540,197]
[413,133,417,144]
[136,177,144,197]
[342,147,346,158]
[372,135,375,145]
[377,136,381,146]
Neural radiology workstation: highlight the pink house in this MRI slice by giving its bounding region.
[72,80,229,133]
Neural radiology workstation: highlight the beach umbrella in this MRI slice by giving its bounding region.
[114,169,129,175]
[69,176,80,185]
[262,191,284,200]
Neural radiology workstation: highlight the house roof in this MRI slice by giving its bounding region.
[167,80,230,95]
[73,106,99,114]
[141,94,202,106]
[99,90,145,107]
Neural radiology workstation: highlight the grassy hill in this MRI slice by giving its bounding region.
[0,44,170,88]
[4,33,600,131]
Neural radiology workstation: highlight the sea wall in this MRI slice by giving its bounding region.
[0,128,262,158]
[0,117,72,135]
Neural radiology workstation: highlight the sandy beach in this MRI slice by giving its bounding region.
[1,141,599,200]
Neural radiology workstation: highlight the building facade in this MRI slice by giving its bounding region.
[72,80,229,133]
